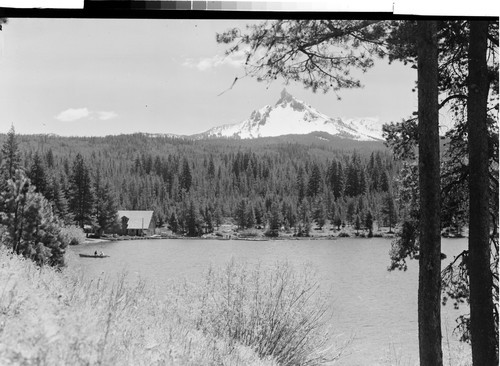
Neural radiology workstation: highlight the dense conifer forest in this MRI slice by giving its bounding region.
[0,131,399,237]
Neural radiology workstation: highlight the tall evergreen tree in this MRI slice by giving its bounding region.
[416,20,442,366]
[307,163,322,197]
[297,200,312,237]
[354,214,361,234]
[0,170,67,267]
[0,126,21,182]
[346,199,356,225]
[185,200,200,237]
[69,153,94,228]
[326,191,336,224]
[254,200,264,226]
[180,158,192,192]
[345,164,359,197]
[28,152,48,196]
[467,20,498,365]
[380,170,390,192]
[365,211,374,237]
[235,199,247,229]
[213,205,223,229]
[334,213,342,231]
[282,200,296,229]
[266,201,282,237]
[358,169,367,195]
[381,192,397,233]
[45,148,54,169]
[335,161,345,199]
[168,211,179,234]
[207,157,216,179]
[314,200,327,229]
[93,170,118,236]
[49,175,71,224]
[296,166,306,202]
[245,204,256,229]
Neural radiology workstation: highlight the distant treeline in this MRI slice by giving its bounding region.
[1,132,399,237]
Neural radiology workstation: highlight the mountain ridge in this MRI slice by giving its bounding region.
[193,89,384,141]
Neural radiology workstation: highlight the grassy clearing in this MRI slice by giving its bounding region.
[0,249,344,365]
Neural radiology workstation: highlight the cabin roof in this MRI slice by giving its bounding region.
[117,210,154,229]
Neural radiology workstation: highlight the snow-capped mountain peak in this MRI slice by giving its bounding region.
[196,89,383,141]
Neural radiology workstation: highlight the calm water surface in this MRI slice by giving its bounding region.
[70,237,468,365]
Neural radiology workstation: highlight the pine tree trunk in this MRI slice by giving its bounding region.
[467,20,498,366]
[416,21,442,366]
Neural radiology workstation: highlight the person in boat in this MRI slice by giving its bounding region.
[99,251,104,257]
[94,250,98,256]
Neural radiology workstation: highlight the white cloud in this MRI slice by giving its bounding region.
[183,50,247,71]
[97,111,118,120]
[55,108,118,122]
[55,108,90,122]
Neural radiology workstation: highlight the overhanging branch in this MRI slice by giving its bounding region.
[439,94,467,110]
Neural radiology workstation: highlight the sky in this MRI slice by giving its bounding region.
[0,18,428,137]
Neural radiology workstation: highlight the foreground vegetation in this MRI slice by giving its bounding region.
[0,248,344,366]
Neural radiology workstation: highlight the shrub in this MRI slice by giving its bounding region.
[191,260,347,365]
[59,225,86,246]
[295,223,311,237]
[338,232,350,238]
[0,249,276,366]
[264,229,279,237]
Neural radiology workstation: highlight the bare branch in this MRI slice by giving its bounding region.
[439,94,468,110]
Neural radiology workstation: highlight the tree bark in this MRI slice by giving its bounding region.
[417,21,442,366]
[467,20,498,366]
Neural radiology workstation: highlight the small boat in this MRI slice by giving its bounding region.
[79,254,110,258]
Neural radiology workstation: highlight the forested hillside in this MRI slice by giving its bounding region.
[1,131,398,237]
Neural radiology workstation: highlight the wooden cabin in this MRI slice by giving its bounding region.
[117,210,155,236]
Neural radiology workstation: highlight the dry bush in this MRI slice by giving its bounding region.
[188,260,349,366]
[0,247,349,366]
[0,248,276,366]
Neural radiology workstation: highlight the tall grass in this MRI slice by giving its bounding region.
[0,248,349,365]
[0,248,277,366]
[185,260,348,366]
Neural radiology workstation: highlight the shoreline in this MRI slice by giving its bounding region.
[82,228,466,245]
[83,233,392,244]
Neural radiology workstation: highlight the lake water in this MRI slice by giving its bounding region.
[69,237,469,365]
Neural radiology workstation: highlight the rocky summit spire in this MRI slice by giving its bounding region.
[277,88,293,105]
[196,88,383,141]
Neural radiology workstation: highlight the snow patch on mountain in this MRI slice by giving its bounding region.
[345,118,384,140]
[197,89,384,141]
